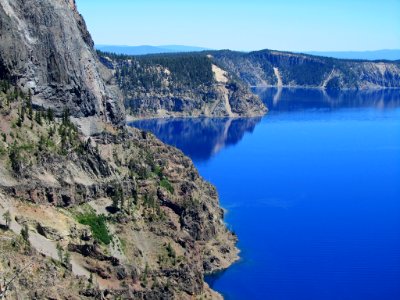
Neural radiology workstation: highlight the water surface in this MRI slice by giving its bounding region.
[130,88,400,300]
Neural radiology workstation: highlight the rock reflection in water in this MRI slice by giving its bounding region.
[129,117,262,162]
[255,87,400,111]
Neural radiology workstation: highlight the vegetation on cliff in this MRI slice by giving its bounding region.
[0,79,238,299]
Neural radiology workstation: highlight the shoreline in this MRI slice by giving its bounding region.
[126,111,267,122]
[250,85,400,90]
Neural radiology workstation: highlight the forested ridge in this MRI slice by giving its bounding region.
[98,51,266,118]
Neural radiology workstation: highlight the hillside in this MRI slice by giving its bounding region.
[210,50,400,89]
[0,0,237,299]
[98,52,267,119]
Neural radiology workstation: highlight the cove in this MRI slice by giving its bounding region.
[129,88,400,300]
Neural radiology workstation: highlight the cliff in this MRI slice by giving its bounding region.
[211,50,400,89]
[98,52,267,119]
[0,0,238,299]
[0,0,125,129]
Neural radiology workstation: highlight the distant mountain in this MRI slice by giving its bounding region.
[96,44,210,55]
[96,46,400,61]
[304,50,400,61]
[161,45,212,52]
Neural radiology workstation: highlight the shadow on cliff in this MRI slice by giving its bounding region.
[129,117,262,162]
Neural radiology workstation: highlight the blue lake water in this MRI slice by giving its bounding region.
[130,88,400,300]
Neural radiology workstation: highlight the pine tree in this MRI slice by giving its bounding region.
[27,90,33,120]
[21,224,29,242]
[35,110,42,125]
[64,251,71,265]
[2,210,11,229]
[56,242,63,262]
[46,107,54,122]
[9,142,22,174]
[62,108,70,126]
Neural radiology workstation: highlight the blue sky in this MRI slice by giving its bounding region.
[75,0,400,52]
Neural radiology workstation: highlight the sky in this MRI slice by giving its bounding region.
[75,0,400,52]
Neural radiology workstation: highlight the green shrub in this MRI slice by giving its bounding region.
[76,212,111,245]
[0,145,5,156]
[160,178,174,194]
[9,142,22,173]
[153,165,163,178]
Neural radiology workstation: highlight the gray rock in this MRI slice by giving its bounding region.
[0,0,125,127]
[115,266,127,280]
[36,222,63,241]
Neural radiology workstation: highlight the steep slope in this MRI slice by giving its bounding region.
[0,0,125,129]
[99,52,267,119]
[210,49,400,89]
[0,90,238,298]
[0,1,238,299]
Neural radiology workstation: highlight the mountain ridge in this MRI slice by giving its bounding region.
[209,49,400,89]
[96,45,400,61]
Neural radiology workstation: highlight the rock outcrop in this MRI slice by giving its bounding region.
[0,0,125,127]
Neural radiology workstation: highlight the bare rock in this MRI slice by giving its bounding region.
[36,222,63,241]
[0,0,125,127]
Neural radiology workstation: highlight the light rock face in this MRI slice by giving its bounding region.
[0,0,125,126]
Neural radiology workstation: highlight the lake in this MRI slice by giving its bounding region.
[130,88,400,300]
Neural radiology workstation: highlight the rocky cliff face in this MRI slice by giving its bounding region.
[0,0,125,128]
[0,1,238,299]
[99,52,267,119]
[0,93,238,298]
[211,50,400,89]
